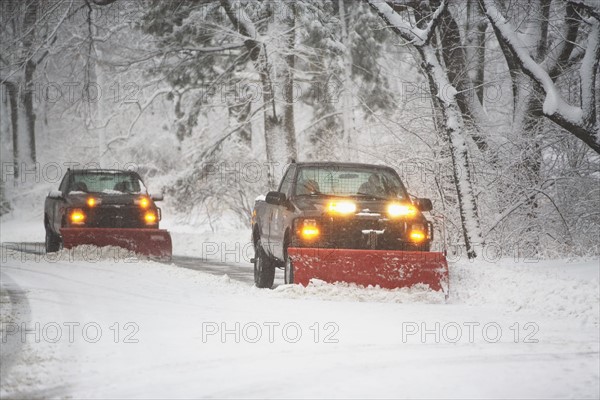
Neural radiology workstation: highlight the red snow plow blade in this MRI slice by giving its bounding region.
[61,228,172,260]
[288,248,448,292]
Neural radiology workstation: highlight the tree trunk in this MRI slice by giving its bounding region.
[4,83,20,178]
[339,0,356,157]
[16,0,39,171]
[227,101,252,147]
[419,45,485,259]
[89,11,107,168]
[466,0,486,104]
[0,87,9,212]
[258,47,280,188]
[283,3,298,162]
[21,59,37,166]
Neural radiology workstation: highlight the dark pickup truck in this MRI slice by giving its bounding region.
[44,168,171,258]
[251,161,436,288]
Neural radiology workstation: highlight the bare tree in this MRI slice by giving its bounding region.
[367,0,485,259]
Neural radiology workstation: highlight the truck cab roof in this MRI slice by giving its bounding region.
[292,161,396,171]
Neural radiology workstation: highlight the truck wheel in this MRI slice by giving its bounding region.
[254,239,275,289]
[284,250,294,284]
[45,228,61,253]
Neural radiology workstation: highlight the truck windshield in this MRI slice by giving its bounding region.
[68,172,145,194]
[295,166,409,200]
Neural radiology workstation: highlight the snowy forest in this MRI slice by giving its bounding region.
[1,0,599,259]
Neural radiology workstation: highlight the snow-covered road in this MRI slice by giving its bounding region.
[1,245,598,398]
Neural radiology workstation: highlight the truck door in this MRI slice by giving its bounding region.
[52,173,70,233]
[269,165,296,260]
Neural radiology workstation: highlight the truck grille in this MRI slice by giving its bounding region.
[88,206,145,228]
[318,216,407,250]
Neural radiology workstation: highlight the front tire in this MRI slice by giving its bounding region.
[254,239,275,289]
[284,249,294,284]
[45,228,61,253]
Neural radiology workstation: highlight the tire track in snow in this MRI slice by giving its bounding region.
[0,273,31,386]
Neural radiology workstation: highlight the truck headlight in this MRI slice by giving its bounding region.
[70,209,86,225]
[409,230,426,242]
[86,197,101,207]
[327,200,357,215]
[135,196,150,209]
[409,223,426,242]
[387,203,417,218]
[299,219,319,239]
[144,211,157,224]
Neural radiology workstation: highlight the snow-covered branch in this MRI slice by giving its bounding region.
[219,0,261,56]
[105,88,172,148]
[567,0,600,21]
[90,0,118,5]
[367,0,447,45]
[579,18,600,128]
[482,0,600,154]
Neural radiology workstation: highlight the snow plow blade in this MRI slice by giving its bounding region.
[61,228,172,260]
[288,248,448,292]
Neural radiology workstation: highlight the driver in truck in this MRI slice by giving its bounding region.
[357,174,386,198]
[297,179,320,196]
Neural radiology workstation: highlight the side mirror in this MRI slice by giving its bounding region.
[150,193,164,202]
[416,198,433,212]
[265,191,286,206]
[48,190,63,199]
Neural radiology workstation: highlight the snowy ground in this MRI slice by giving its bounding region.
[1,211,599,398]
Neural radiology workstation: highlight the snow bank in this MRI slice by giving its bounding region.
[261,258,598,325]
[0,218,44,243]
[267,258,599,325]
[450,258,600,325]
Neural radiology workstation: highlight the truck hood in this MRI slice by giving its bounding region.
[65,192,147,207]
[293,196,420,217]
